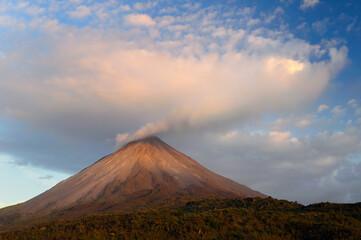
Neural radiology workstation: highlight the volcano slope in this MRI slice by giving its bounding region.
[0,136,265,231]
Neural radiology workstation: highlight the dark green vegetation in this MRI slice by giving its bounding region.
[1,197,360,240]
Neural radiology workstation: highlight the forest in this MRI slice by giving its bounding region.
[1,197,361,240]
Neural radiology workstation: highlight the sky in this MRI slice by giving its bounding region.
[0,0,360,207]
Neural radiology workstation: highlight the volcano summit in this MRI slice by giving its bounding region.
[0,136,265,230]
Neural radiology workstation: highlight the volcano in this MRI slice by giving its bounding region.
[0,136,265,229]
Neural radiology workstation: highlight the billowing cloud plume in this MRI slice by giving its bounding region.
[0,4,348,149]
[115,45,347,144]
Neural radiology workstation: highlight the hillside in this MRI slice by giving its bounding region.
[1,197,361,240]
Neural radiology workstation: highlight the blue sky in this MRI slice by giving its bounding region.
[0,0,361,206]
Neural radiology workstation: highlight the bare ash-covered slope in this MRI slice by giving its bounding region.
[0,136,265,229]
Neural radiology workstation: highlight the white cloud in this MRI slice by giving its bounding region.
[133,1,158,10]
[300,0,320,10]
[312,18,328,35]
[118,4,131,11]
[269,131,292,143]
[346,18,357,32]
[331,105,346,118]
[16,2,30,9]
[70,0,83,4]
[68,5,91,19]
[0,15,16,27]
[270,118,292,130]
[346,98,361,116]
[270,114,319,130]
[274,6,284,15]
[347,99,357,108]
[211,27,227,37]
[318,104,329,113]
[295,114,318,128]
[156,15,175,27]
[124,14,155,26]
[247,18,260,27]
[182,2,201,11]
[263,6,284,24]
[296,22,308,33]
[25,5,45,15]
[134,2,143,10]
[159,6,178,14]
[222,131,237,139]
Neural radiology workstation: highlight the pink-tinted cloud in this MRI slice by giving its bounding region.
[0,20,348,146]
[124,14,155,26]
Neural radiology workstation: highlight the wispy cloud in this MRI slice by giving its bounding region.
[300,0,320,10]
[348,99,357,108]
[38,175,53,180]
[318,104,329,113]
[331,105,346,118]
[68,5,91,18]
[312,18,329,35]
[133,1,158,11]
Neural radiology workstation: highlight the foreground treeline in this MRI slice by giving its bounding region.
[1,197,361,240]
